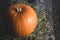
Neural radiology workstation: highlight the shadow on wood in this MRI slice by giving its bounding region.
[0,0,13,39]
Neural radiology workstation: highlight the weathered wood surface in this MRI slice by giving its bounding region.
[52,0,60,40]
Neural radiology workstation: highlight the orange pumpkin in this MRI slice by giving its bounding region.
[7,4,38,37]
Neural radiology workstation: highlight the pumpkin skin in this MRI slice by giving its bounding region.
[7,4,38,37]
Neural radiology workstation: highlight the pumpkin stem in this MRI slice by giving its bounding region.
[16,8,22,13]
[20,8,22,12]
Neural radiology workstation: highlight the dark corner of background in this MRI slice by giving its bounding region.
[0,0,13,39]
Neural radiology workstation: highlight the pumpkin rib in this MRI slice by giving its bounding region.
[23,18,30,37]
[20,15,28,37]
